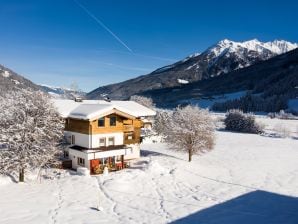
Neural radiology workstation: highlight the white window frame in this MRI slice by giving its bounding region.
[77,157,85,166]
[99,137,106,147]
[108,137,115,146]
[98,117,105,127]
[71,135,75,144]
[64,151,69,158]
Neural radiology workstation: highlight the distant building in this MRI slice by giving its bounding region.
[53,99,156,174]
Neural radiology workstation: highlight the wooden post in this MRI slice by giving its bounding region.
[188,147,192,162]
[19,167,24,182]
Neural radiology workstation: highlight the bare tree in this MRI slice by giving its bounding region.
[159,105,215,162]
[0,89,65,182]
[130,95,155,109]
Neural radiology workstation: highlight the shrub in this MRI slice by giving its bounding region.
[224,110,263,134]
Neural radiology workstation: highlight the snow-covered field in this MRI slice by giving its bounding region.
[213,113,298,136]
[1,129,298,224]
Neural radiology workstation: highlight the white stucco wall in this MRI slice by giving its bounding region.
[87,149,127,160]
[68,148,90,170]
[64,131,124,149]
[64,132,140,171]
[124,144,140,160]
[91,132,124,148]
[64,131,91,148]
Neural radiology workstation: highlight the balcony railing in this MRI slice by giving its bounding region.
[123,124,134,132]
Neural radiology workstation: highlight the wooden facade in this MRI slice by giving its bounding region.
[65,112,142,144]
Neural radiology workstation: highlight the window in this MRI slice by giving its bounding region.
[126,132,134,140]
[99,138,106,147]
[98,117,105,127]
[110,116,116,126]
[71,135,75,144]
[65,135,72,144]
[108,137,115,146]
[126,147,133,155]
[77,157,85,166]
[64,151,69,158]
[65,118,71,128]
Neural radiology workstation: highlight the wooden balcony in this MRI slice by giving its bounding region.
[123,124,134,132]
[124,139,139,144]
[70,145,126,151]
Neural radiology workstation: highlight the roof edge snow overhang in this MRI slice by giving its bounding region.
[69,107,137,121]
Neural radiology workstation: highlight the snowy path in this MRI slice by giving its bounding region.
[0,131,298,223]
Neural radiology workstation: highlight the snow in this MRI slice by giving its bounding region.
[177,79,189,84]
[188,52,200,58]
[1,126,298,223]
[77,167,91,176]
[0,175,13,186]
[182,53,201,62]
[11,79,20,85]
[209,39,298,57]
[40,84,72,92]
[2,70,10,78]
[185,63,198,70]
[53,100,156,118]
[69,104,114,120]
[182,91,247,108]
[213,113,298,135]
[154,65,175,73]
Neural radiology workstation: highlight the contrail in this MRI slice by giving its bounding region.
[73,0,133,52]
[93,48,177,62]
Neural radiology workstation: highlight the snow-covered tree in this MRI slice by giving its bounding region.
[158,105,215,162]
[224,109,263,134]
[0,89,65,182]
[130,95,155,109]
[153,109,172,136]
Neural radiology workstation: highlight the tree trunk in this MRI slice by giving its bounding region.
[19,167,24,182]
[188,148,192,162]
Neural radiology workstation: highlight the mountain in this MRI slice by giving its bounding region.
[0,65,84,99]
[38,84,85,99]
[0,65,40,94]
[140,48,298,112]
[87,39,298,100]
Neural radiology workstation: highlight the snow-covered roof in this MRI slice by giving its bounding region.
[69,104,115,120]
[52,99,156,120]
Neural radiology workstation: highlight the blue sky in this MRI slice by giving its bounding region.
[0,0,297,91]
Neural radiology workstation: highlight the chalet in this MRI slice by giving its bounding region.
[53,99,156,174]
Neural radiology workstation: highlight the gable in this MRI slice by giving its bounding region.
[68,104,136,120]
[90,108,136,121]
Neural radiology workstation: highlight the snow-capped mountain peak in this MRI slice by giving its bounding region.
[209,39,298,57]
[38,84,85,99]
[263,40,298,54]
[87,38,298,100]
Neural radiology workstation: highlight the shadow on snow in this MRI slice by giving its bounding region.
[171,190,298,224]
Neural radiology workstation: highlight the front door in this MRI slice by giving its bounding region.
[90,159,100,174]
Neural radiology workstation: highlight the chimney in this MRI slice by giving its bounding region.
[74,97,83,102]
[103,96,111,102]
